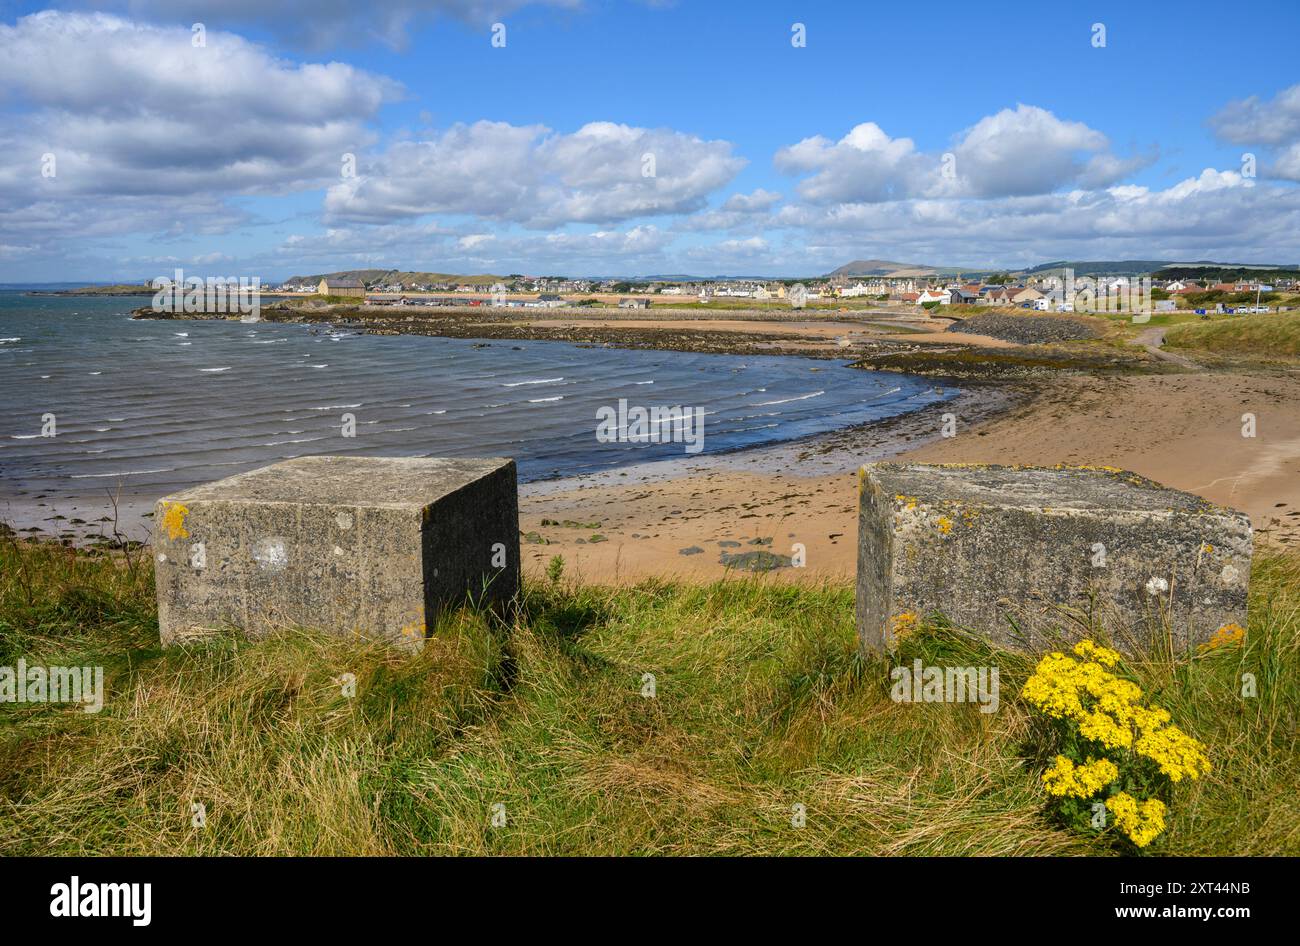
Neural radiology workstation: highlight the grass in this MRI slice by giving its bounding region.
[1165,311,1300,358]
[1,537,1297,855]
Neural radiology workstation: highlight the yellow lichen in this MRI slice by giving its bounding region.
[1199,622,1245,652]
[890,611,919,640]
[161,502,190,541]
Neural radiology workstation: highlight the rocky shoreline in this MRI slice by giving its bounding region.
[132,301,1164,377]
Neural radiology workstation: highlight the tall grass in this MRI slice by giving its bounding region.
[1165,311,1300,357]
[1,537,1296,855]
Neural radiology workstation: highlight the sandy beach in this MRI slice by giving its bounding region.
[519,367,1300,582]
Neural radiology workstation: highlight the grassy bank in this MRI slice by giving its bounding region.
[1,538,1296,855]
[1165,311,1300,358]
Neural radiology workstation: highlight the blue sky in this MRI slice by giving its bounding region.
[2,0,1299,281]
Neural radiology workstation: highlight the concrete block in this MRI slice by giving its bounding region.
[857,463,1251,654]
[153,456,519,649]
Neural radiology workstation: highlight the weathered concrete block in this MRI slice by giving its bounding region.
[153,456,519,649]
[857,463,1251,654]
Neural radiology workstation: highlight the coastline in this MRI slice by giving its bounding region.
[0,373,1008,551]
[7,305,1015,549]
[14,304,1300,579]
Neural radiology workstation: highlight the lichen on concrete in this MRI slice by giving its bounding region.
[153,455,519,650]
[857,462,1252,654]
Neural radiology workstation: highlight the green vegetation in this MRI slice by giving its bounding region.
[1166,311,1300,358]
[1155,265,1300,283]
[2,537,1296,855]
[59,283,156,295]
[1183,290,1282,307]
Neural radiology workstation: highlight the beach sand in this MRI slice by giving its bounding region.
[520,370,1300,582]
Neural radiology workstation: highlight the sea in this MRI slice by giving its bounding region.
[0,291,955,537]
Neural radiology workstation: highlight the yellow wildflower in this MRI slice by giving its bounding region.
[1134,725,1212,782]
[1079,708,1134,750]
[1074,639,1122,668]
[1106,792,1167,848]
[1021,652,1086,721]
[1042,755,1119,799]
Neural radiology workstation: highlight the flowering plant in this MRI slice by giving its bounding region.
[1021,640,1211,849]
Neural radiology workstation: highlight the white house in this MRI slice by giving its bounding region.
[917,289,951,305]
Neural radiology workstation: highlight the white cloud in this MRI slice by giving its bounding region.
[769,169,1300,267]
[775,106,1152,204]
[262,221,674,276]
[720,188,782,213]
[1210,83,1300,182]
[951,105,1115,196]
[0,11,403,273]
[113,0,581,49]
[1275,143,1300,183]
[0,12,400,201]
[325,120,745,227]
[1209,83,1300,148]
[775,122,927,203]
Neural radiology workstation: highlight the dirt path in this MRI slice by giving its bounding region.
[1132,326,1200,369]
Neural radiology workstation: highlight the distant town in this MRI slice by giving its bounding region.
[289,265,1300,315]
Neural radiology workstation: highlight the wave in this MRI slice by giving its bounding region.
[71,467,176,479]
[753,391,824,406]
[503,377,563,387]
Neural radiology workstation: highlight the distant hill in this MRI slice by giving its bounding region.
[1154,262,1300,280]
[635,274,773,282]
[1025,260,1174,277]
[828,258,1278,280]
[826,259,941,278]
[284,269,504,287]
[1028,260,1300,279]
